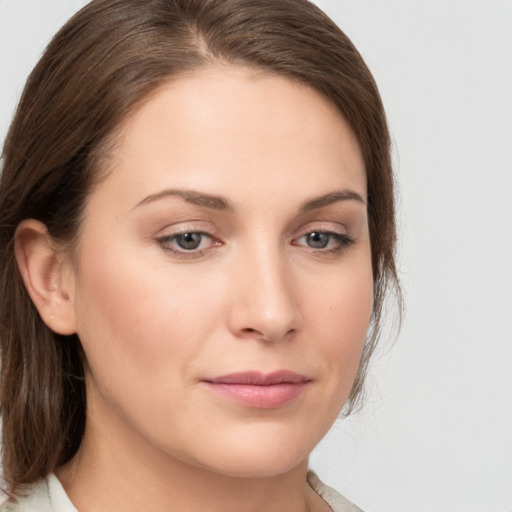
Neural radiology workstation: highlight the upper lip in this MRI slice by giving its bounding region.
[203,370,310,385]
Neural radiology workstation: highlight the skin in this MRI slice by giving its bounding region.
[17,66,373,512]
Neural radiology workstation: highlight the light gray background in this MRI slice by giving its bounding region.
[1,1,511,511]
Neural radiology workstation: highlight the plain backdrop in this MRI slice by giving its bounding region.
[1,1,511,511]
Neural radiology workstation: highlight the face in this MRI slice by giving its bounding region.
[64,66,373,477]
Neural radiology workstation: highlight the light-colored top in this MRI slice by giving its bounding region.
[0,471,363,512]
[0,473,75,512]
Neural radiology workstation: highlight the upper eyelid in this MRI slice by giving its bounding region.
[153,213,353,237]
[292,222,349,237]
[155,221,218,236]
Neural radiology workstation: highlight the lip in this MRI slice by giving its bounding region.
[201,371,311,409]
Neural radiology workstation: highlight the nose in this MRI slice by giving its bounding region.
[227,244,301,343]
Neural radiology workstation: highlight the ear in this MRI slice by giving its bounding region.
[14,219,77,335]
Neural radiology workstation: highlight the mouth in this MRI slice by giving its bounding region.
[201,371,311,409]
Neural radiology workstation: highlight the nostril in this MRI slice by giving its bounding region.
[240,327,270,340]
[239,326,296,343]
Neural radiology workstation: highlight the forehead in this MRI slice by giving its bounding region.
[92,66,366,211]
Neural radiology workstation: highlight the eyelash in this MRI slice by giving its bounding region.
[156,229,354,259]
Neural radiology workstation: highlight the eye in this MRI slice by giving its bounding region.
[303,232,331,249]
[294,231,353,253]
[173,232,206,250]
[157,231,219,256]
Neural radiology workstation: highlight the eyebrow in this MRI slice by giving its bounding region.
[299,190,366,212]
[135,188,233,211]
[135,188,365,212]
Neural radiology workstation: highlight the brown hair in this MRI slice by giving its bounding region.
[0,0,400,493]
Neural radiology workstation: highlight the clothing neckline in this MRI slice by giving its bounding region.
[0,470,362,512]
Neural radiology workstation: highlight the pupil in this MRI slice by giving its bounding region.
[177,233,202,250]
[307,232,329,249]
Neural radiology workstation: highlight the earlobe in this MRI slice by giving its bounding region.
[14,219,77,335]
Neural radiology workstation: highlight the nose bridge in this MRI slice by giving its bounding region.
[229,236,300,341]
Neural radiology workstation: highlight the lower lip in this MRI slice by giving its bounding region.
[203,382,309,408]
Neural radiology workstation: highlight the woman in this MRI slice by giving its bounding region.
[0,0,400,510]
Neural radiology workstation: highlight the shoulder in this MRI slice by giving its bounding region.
[0,474,76,512]
[307,471,365,512]
[0,478,51,512]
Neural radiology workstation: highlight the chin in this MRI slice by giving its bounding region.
[171,420,325,479]
[194,448,309,479]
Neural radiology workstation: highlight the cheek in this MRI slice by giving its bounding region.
[305,256,374,394]
[71,242,222,399]
[308,254,373,341]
